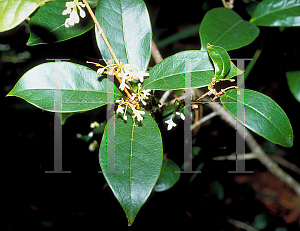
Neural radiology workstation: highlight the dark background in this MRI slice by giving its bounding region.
[1,0,300,230]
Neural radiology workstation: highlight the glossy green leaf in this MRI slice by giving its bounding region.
[221,89,293,147]
[99,111,163,225]
[143,50,214,90]
[154,159,180,192]
[207,44,231,79]
[95,0,152,72]
[0,0,52,32]
[7,62,122,112]
[142,50,241,91]
[286,71,300,102]
[200,8,260,51]
[226,61,244,79]
[250,0,300,27]
[27,0,94,46]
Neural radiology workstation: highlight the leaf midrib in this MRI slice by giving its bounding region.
[225,92,287,139]
[252,2,300,22]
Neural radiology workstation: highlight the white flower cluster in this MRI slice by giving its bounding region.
[86,61,151,122]
[116,83,151,122]
[165,112,185,130]
[118,65,149,91]
[62,0,86,28]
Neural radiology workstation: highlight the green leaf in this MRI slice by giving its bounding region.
[225,61,244,79]
[142,50,241,91]
[99,111,163,225]
[95,0,152,72]
[27,0,94,46]
[200,8,260,51]
[286,71,300,102]
[154,159,180,192]
[143,50,214,90]
[7,62,122,112]
[0,0,52,32]
[221,89,293,147]
[207,44,231,79]
[250,0,300,27]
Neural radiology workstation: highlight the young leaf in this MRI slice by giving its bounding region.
[27,0,95,46]
[221,89,293,147]
[286,71,300,102]
[7,62,122,112]
[225,61,244,79]
[200,8,259,51]
[95,0,152,72]
[0,0,52,32]
[154,159,180,192]
[250,0,300,27]
[99,111,163,225]
[207,44,231,79]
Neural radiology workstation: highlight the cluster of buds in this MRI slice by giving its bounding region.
[116,83,151,122]
[62,0,86,28]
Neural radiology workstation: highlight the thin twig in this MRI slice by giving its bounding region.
[160,90,171,104]
[190,112,217,130]
[227,217,259,231]
[270,155,300,175]
[213,153,257,160]
[82,0,119,66]
[151,39,163,64]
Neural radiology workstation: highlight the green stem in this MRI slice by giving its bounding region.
[244,49,262,80]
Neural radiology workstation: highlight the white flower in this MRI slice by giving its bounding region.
[70,9,80,23]
[116,105,125,114]
[62,1,86,28]
[142,89,151,97]
[176,112,185,120]
[119,78,130,91]
[165,118,177,130]
[132,109,145,122]
[97,67,106,75]
[136,71,149,82]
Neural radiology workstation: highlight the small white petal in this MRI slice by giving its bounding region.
[97,67,105,75]
[176,112,185,120]
[119,81,130,91]
[123,115,127,120]
[88,132,93,137]
[70,10,79,23]
[68,18,75,26]
[78,2,85,7]
[62,8,71,15]
[66,2,75,7]
[78,6,86,18]
[165,118,177,130]
[116,105,124,114]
